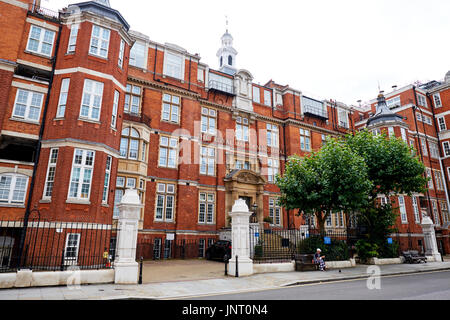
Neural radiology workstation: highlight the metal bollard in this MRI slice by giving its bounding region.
[138,256,143,285]
[235,255,239,278]
[224,255,229,276]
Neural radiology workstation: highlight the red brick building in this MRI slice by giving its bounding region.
[0,0,448,262]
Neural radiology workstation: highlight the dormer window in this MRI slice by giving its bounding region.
[164,51,184,80]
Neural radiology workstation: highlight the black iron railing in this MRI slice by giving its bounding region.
[208,80,234,95]
[137,237,214,260]
[0,219,117,273]
[249,227,354,264]
[303,105,328,119]
[28,4,60,21]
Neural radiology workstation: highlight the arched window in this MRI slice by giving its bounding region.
[120,127,140,160]
[0,174,29,204]
[228,55,233,66]
[220,57,223,67]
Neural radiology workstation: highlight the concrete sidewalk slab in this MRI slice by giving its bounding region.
[0,262,449,300]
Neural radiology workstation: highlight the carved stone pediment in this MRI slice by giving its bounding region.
[224,169,266,185]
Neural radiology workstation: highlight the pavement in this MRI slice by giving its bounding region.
[0,259,450,300]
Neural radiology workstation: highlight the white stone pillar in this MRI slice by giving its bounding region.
[114,189,142,284]
[228,199,253,277]
[421,215,442,262]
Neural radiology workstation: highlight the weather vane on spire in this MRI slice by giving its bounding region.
[225,15,229,33]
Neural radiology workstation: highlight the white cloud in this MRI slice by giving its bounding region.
[43,0,450,104]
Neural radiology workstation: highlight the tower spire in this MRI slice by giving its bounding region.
[216,17,238,75]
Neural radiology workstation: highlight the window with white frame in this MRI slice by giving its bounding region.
[0,174,28,205]
[269,198,281,226]
[429,142,440,159]
[197,68,204,83]
[300,128,311,151]
[67,24,79,53]
[162,93,181,123]
[441,201,449,224]
[199,192,215,224]
[12,89,44,122]
[335,212,345,227]
[125,84,141,115]
[438,117,446,131]
[201,107,216,135]
[380,196,388,206]
[129,42,146,69]
[434,170,444,191]
[80,79,104,121]
[159,136,178,168]
[120,127,140,160]
[417,94,427,108]
[420,138,428,156]
[443,142,450,157]
[43,149,59,199]
[322,134,328,146]
[401,128,407,143]
[68,149,95,200]
[386,96,401,109]
[426,168,434,189]
[388,127,395,138]
[141,142,147,162]
[326,214,332,227]
[89,25,110,58]
[432,200,440,226]
[267,158,279,183]
[27,25,55,57]
[118,39,125,68]
[56,79,70,118]
[102,156,112,204]
[253,87,260,103]
[198,239,205,258]
[276,93,283,106]
[412,196,421,223]
[433,93,442,108]
[338,108,349,128]
[200,146,215,176]
[398,196,407,223]
[126,177,137,189]
[163,51,183,80]
[111,90,119,129]
[64,233,80,262]
[235,159,251,170]
[155,183,175,222]
[236,117,249,142]
[266,124,279,147]
[263,90,271,106]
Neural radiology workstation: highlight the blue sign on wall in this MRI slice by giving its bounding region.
[255,233,260,238]
[324,237,331,245]
[387,238,393,244]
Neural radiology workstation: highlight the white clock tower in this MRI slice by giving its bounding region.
[216,25,238,75]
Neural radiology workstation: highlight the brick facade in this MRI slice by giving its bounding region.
[0,0,449,257]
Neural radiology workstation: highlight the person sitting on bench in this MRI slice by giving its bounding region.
[314,248,327,271]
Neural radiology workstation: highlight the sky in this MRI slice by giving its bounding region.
[42,0,450,106]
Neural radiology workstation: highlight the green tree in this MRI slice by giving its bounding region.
[346,130,428,253]
[277,137,373,233]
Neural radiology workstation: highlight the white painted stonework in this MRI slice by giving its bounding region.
[114,189,142,284]
[228,199,254,277]
[421,216,442,262]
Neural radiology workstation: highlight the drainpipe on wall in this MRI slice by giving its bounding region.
[427,92,450,224]
[17,24,63,269]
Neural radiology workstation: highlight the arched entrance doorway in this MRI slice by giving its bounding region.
[224,169,267,226]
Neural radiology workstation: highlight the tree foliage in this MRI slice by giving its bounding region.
[346,130,428,198]
[276,137,372,231]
